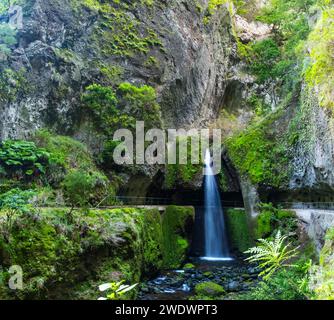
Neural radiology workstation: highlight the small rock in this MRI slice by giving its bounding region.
[227,281,240,292]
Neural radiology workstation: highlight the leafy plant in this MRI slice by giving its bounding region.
[0,140,50,179]
[0,188,36,212]
[98,281,138,300]
[245,230,299,280]
[0,188,37,242]
[237,265,311,300]
[118,82,162,128]
[0,23,17,58]
[305,6,334,109]
[248,38,281,83]
[62,169,111,211]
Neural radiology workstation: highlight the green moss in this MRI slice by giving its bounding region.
[219,168,229,192]
[76,0,163,57]
[226,109,290,187]
[31,131,117,204]
[225,209,253,252]
[141,209,164,273]
[165,137,202,189]
[161,206,194,269]
[0,68,30,103]
[255,211,272,239]
[204,0,228,24]
[82,82,162,138]
[195,281,225,297]
[99,64,124,85]
[305,6,334,109]
[0,205,194,299]
[240,0,316,92]
[253,203,298,240]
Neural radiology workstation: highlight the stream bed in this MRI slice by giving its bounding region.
[138,258,261,300]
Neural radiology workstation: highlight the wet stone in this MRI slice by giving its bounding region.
[139,259,259,300]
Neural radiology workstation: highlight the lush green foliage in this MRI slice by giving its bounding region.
[239,0,316,93]
[0,23,17,57]
[161,206,194,269]
[245,230,299,280]
[225,208,253,252]
[237,264,311,300]
[82,84,132,134]
[254,203,298,240]
[207,0,227,15]
[62,169,111,208]
[305,6,334,109]
[118,82,162,128]
[83,82,161,135]
[34,130,94,171]
[309,228,334,299]
[0,140,49,179]
[226,112,290,187]
[247,39,281,83]
[0,188,36,212]
[0,206,192,299]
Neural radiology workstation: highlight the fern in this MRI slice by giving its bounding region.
[98,281,138,300]
[245,230,299,280]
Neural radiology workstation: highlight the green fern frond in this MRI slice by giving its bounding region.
[245,230,299,280]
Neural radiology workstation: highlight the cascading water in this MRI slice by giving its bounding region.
[201,149,233,261]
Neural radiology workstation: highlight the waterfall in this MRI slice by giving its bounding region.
[201,149,233,261]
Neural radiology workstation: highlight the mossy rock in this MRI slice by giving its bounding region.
[203,271,213,278]
[195,282,225,297]
[183,263,195,269]
[225,208,253,252]
[161,206,195,269]
[0,205,195,299]
[253,204,298,240]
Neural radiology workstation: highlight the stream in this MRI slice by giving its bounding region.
[138,258,260,300]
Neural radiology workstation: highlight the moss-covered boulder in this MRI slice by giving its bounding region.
[161,205,195,269]
[225,208,253,252]
[195,281,225,298]
[253,204,298,240]
[0,205,194,299]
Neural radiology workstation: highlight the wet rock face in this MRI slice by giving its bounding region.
[295,209,334,252]
[290,88,334,192]
[0,0,236,140]
[159,4,234,129]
